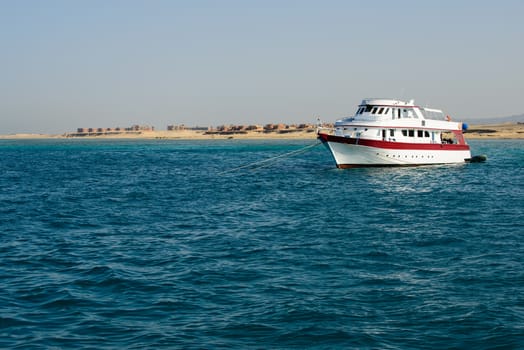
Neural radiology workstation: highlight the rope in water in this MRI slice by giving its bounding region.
[218,141,322,175]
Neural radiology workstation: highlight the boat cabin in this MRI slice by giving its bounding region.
[352,99,445,121]
[334,99,466,146]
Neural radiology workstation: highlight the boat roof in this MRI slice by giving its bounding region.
[360,98,415,107]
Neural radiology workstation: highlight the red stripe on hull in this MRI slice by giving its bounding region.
[318,133,470,151]
[336,163,443,169]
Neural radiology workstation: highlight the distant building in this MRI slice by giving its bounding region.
[167,124,186,131]
[246,125,263,131]
[69,121,319,137]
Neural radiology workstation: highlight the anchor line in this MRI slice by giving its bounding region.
[218,141,322,175]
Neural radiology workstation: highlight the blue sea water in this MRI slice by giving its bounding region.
[0,138,523,349]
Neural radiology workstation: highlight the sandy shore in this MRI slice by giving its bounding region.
[462,122,524,139]
[1,123,523,140]
[0,129,320,140]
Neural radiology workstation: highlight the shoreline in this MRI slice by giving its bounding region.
[1,123,523,140]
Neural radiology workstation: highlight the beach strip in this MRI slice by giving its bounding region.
[1,123,523,140]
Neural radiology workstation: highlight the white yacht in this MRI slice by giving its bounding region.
[318,98,472,168]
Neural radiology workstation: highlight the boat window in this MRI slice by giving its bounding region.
[389,129,395,137]
[378,107,384,114]
[402,130,407,136]
[417,130,423,137]
[384,108,389,115]
[408,130,414,137]
[371,107,378,114]
[365,105,373,112]
[424,131,430,137]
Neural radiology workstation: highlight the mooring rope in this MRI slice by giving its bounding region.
[218,141,322,175]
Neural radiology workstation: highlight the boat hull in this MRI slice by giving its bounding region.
[318,133,471,168]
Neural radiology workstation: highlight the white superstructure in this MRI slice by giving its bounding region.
[318,98,472,168]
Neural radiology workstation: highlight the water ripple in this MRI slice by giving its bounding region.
[0,139,523,348]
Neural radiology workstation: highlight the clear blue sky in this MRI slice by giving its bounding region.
[1,0,523,133]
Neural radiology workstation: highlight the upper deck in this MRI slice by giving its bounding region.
[338,98,447,124]
[333,98,466,135]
